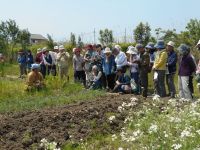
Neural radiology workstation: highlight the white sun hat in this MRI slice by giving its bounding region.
[167,41,175,47]
[59,45,65,51]
[54,46,59,50]
[103,47,112,53]
[126,46,137,55]
[31,63,40,70]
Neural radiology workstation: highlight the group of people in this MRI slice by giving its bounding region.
[18,39,200,100]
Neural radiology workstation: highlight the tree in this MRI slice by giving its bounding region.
[161,29,178,43]
[77,36,83,48]
[46,34,54,50]
[6,20,19,62]
[155,28,162,40]
[99,29,114,46]
[17,29,31,50]
[70,32,76,46]
[185,19,200,44]
[134,22,151,45]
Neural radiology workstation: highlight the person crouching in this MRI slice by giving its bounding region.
[25,64,45,91]
[90,65,102,90]
[113,67,131,94]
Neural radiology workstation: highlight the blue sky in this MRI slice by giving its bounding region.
[0,0,199,42]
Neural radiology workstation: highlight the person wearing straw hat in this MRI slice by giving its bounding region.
[26,63,45,91]
[57,45,70,80]
[136,44,150,97]
[35,48,43,64]
[42,47,54,77]
[102,47,116,90]
[166,41,177,98]
[127,46,140,94]
[178,44,196,100]
[152,40,168,97]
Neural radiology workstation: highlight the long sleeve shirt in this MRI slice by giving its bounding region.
[56,52,70,68]
[73,55,84,71]
[115,51,127,68]
[27,71,44,86]
[153,50,168,70]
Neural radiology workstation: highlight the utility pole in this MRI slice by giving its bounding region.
[125,28,127,43]
[93,28,96,44]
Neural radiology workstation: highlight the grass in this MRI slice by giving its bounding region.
[0,63,105,113]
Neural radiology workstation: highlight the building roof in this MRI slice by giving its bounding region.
[30,34,47,40]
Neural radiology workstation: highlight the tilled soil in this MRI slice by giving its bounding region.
[0,94,141,150]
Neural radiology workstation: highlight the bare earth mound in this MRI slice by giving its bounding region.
[0,94,140,150]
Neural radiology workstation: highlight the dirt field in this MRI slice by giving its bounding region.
[0,94,141,150]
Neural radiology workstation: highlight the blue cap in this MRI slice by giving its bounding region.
[155,40,165,49]
[178,44,190,54]
[31,64,40,70]
[135,43,143,50]
[145,42,155,49]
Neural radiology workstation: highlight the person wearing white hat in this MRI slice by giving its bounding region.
[42,47,55,77]
[126,46,140,94]
[26,64,45,91]
[35,48,43,64]
[166,41,177,98]
[90,65,103,89]
[56,45,70,80]
[102,47,116,90]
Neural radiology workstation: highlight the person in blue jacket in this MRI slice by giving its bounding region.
[102,47,116,90]
[26,50,34,72]
[112,67,131,94]
[17,50,27,78]
[166,41,177,98]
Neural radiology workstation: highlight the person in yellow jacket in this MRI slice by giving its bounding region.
[25,64,45,91]
[152,40,168,97]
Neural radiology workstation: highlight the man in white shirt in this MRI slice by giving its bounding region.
[48,46,59,76]
[112,45,127,73]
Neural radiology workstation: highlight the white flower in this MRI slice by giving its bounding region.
[122,102,127,107]
[132,129,142,137]
[112,134,117,141]
[118,147,123,150]
[118,106,124,112]
[163,131,169,138]
[196,130,200,135]
[108,115,116,123]
[41,138,48,143]
[171,143,182,150]
[148,124,158,134]
[180,128,193,138]
[130,97,138,101]
[152,95,160,101]
[169,117,181,123]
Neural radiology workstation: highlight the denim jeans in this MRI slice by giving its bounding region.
[155,70,166,97]
[166,73,176,97]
